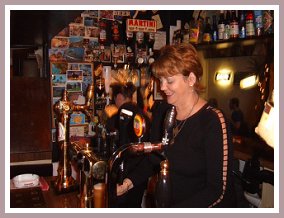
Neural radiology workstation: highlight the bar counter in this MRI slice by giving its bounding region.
[233,135,274,170]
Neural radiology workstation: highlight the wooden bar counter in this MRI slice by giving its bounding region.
[233,135,274,170]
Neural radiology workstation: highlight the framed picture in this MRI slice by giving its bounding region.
[153,78,164,101]
[70,113,86,125]
[52,86,65,98]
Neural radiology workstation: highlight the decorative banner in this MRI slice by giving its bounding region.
[127,19,157,33]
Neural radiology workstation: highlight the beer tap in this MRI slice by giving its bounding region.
[53,84,94,193]
[107,106,176,207]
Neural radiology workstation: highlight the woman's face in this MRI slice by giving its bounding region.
[159,73,194,107]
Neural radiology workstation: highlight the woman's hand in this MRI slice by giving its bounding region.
[116,178,134,196]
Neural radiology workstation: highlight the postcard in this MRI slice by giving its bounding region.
[51,37,69,49]
[52,74,66,86]
[49,48,67,62]
[66,81,82,92]
[53,86,66,98]
[51,62,68,74]
[69,23,85,37]
[67,70,83,81]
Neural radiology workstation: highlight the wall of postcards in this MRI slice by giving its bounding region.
[49,10,160,139]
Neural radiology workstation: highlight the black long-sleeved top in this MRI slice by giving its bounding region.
[128,103,237,208]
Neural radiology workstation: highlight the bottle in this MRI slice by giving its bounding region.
[182,22,190,44]
[99,19,107,47]
[111,19,120,43]
[224,10,231,40]
[212,15,218,42]
[218,10,226,40]
[239,10,246,39]
[136,31,145,49]
[147,32,155,50]
[245,10,255,38]
[230,10,239,39]
[203,17,212,43]
[254,10,263,36]
[155,160,172,208]
[263,10,273,35]
[125,30,135,64]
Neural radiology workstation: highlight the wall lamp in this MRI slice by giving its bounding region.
[239,74,259,89]
[214,69,232,87]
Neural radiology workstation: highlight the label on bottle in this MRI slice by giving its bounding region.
[218,23,225,40]
[246,20,255,37]
[189,28,199,44]
[230,21,239,38]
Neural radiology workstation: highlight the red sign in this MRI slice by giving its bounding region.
[126,19,157,33]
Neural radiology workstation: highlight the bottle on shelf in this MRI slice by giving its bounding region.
[254,10,263,36]
[230,10,239,39]
[224,10,231,40]
[218,10,226,40]
[146,32,155,50]
[203,17,212,43]
[212,15,218,42]
[245,10,255,38]
[239,10,246,39]
[125,30,135,65]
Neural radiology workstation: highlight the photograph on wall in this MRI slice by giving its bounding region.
[51,37,69,48]
[56,27,69,37]
[83,16,98,27]
[99,10,114,20]
[69,23,85,37]
[67,70,83,81]
[68,63,80,70]
[49,48,67,62]
[85,26,100,38]
[79,63,93,77]
[111,44,126,63]
[67,91,85,104]
[100,46,111,63]
[64,47,85,62]
[69,36,84,48]
[52,86,66,98]
[70,113,86,125]
[66,81,82,92]
[81,10,99,19]
[52,74,66,86]
[82,76,93,93]
[51,62,68,74]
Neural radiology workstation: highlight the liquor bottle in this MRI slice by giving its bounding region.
[155,160,172,208]
[111,19,120,44]
[224,10,231,40]
[99,19,107,47]
[254,10,263,36]
[245,10,255,38]
[147,32,155,50]
[239,10,246,39]
[136,31,145,49]
[212,15,218,42]
[263,10,274,35]
[218,10,225,40]
[230,10,239,39]
[125,30,135,64]
[203,17,212,43]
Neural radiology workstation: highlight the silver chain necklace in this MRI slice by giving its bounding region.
[172,95,199,142]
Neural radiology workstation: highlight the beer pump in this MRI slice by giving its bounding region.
[53,85,94,193]
[107,106,176,207]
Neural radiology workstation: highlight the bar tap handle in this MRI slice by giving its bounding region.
[162,106,176,146]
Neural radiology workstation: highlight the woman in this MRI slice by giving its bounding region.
[117,44,237,208]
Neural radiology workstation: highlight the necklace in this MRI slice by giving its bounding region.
[172,95,199,142]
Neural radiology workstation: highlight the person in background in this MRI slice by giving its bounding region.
[116,44,237,208]
[106,81,150,208]
[229,97,249,137]
[208,97,218,109]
